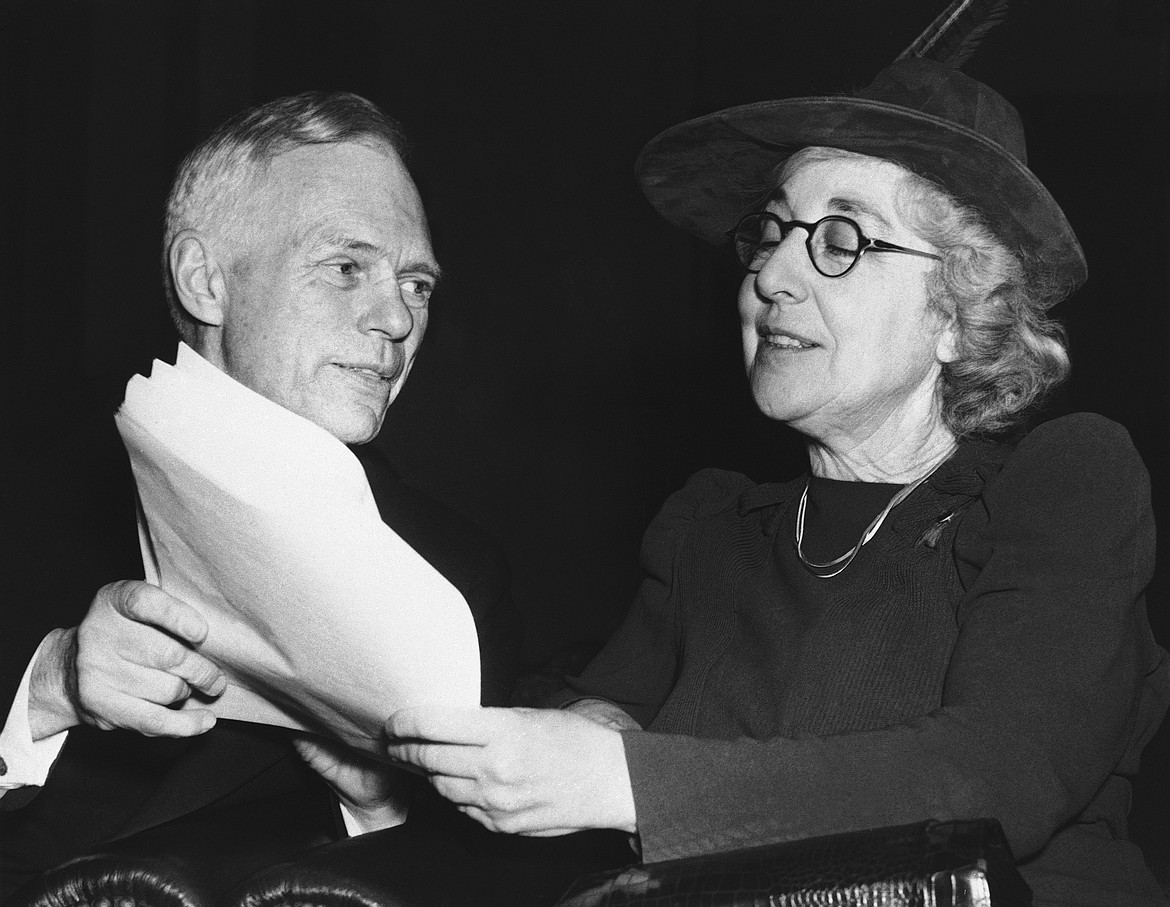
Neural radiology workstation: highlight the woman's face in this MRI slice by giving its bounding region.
[738,155,957,443]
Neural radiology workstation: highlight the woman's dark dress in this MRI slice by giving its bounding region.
[558,413,1169,905]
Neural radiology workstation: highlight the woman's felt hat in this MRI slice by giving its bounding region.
[636,59,1086,298]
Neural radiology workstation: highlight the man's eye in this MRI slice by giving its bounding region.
[401,278,434,306]
[321,260,361,282]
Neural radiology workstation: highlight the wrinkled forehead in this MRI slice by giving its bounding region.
[767,152,919,225]
[259,141,417,202]
[771,148,912,195]
[235,142,430,251]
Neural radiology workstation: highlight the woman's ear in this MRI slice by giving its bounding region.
[935,314,960,364]
[169,230,227,327]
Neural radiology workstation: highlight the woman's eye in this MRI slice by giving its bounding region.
[818,222,859,259]
[752,240,780,265]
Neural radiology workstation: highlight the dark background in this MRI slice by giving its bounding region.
[3,0,1168,879]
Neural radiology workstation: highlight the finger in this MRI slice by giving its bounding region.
[165,647,227,697]
[136,666,193,705]
[291,734,343,761]
[110,581,209,645]
[384,706,499,744]
[456,803,500,831]
[379,756,429,778]
[87,625,226,697]
[428,774,484,807]
[139,704,217,738]
[291,736,342,774]
[292,735,379,771]
[385,741,481,778]
[430,777,581,834]
[84,693,216,737]
[82,664,193,710]
[454,802,577,838]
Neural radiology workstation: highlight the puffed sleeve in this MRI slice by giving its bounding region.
[620,415,1168,863]
[550,469,756,728]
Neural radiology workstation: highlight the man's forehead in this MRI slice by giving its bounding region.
[242,143,434,255]
[262,141,415,198]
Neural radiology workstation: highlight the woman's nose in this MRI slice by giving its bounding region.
[753,231,810,304]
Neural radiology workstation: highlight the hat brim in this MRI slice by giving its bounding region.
[636,96,1087,297]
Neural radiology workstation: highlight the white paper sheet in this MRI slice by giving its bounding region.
[113,343,481,754]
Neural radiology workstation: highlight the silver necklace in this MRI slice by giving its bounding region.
[795,473,932,578]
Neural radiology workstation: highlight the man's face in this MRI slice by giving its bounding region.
[209,141,437,445]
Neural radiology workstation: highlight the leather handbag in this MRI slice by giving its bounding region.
[553,818,1031,906]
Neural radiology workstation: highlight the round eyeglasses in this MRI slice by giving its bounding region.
[726,211,941,278]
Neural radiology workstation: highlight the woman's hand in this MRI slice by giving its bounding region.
[384,706,637,836]
[292,735,413,832]
[565,697,642,732]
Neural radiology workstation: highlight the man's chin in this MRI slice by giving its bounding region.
[336,417,386,446]
[313,404,388,446]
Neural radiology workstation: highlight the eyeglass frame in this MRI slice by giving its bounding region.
[725,211,942,278]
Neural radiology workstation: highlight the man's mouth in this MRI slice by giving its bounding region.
[335,363,399,383]
[760,328,818,351]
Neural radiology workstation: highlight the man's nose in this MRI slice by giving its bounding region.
[363,281,416,340]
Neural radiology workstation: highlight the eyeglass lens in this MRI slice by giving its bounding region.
[733,214,863,277]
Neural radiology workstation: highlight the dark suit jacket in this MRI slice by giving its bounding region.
[0,412,521,897]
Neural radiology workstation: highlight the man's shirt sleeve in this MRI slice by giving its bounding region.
[338,801,408,837]
[0,637,69,797]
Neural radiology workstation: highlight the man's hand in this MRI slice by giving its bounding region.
[28,580,226,740]
[293,735,413,832]
[384,706,637,837]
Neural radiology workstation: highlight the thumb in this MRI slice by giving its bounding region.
[292,733,333,761]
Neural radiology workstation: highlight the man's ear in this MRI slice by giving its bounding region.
[170,230,227,327]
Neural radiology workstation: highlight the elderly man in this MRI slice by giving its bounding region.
[0,91,520,897]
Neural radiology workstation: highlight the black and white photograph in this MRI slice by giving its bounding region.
[2,1,1168,904]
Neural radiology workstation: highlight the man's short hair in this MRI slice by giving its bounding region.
[162,91,409,342]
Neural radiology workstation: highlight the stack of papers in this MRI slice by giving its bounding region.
[114,343,481,754]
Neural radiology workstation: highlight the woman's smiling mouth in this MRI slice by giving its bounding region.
[761,328,818,350]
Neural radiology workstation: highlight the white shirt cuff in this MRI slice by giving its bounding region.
[338,800,409,837]
[0,637,69,796]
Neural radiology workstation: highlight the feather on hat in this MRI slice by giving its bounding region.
[635,3,1086,303]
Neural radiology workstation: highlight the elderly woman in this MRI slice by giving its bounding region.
[382,61,1168,904]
